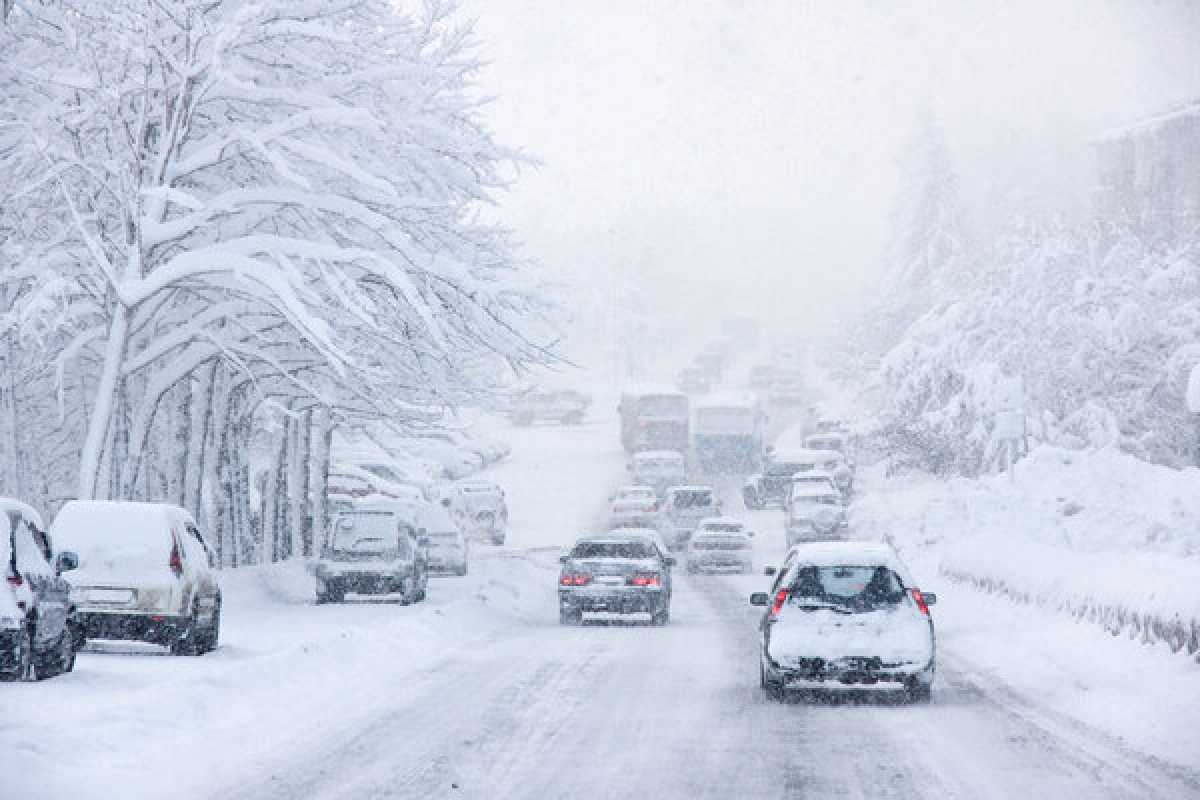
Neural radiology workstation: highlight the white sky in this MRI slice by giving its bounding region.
[461,0,1200,359]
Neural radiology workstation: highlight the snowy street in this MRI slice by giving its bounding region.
[8,413,1199,800]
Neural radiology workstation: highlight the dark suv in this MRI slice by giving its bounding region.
[2,498,79,681]
[558,535,675,625]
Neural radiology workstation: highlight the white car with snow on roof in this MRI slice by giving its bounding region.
[658,485,721,550]
[751,541,937,702]
[52,501,221,656]
[446,479,508,545]
[627,450,687,495]
[314,502,430,603]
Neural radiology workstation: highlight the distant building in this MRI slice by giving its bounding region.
[1094,100,1200,241]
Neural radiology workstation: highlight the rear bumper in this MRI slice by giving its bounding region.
[79,611,188,646]
[765,651,934,689]
[560,587,664,615]
[687,555,752,571]
[319,572,408,595]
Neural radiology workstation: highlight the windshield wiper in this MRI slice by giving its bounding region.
[789,599,853,614]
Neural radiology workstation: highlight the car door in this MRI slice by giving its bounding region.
[15,515,69,648]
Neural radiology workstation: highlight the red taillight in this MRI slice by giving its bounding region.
[911,588,930,616]
[560,573,590,587]
[5,572,21,588]
[629,573,661,587]
[169,542,183,577]
[770,589,788,617]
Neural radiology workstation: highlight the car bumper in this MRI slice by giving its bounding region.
[560,587,664,615]
[766,652,934,689]
[319,572,409,594]
[688,555,751,571]
[78,611,189,646]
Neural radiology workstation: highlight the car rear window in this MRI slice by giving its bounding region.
[570,541,656,559]
[332,512,403,554]
[786,565,906,611]
[670,490,714,508]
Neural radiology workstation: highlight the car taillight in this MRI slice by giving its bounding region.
[6,572,21,588]
[769,588,788,617]
[629,573,660,587]
[560,573,590,587]
[169,542,183,577]
[910,588,930,616]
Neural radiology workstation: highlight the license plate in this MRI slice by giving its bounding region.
[88,588,135,604]
[596,576,624,586]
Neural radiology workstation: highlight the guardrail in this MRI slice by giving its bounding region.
[940,566,1200,661]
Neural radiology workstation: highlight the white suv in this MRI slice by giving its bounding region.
[52,501,221,656]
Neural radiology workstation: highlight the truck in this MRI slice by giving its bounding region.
[619,387,690,453]
[692,393,764,473]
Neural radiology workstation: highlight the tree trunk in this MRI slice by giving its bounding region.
[79,303,129,500]
[185,362,217,521]
[170,379,193,507]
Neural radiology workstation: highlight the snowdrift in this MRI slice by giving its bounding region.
[855,446,1200,659]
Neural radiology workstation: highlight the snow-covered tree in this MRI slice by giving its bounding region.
[0,0,557,560]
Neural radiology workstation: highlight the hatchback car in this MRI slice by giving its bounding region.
[314,503,429,603]
[686,518,754,574]
[751,542,937,702]
[558,535,674,625]
[2,498,79,681]
[52,501,221,656]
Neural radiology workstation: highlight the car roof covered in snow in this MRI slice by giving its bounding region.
[694,392,758,410]
[770,447,843,463]
[339,499,427,525]
[633,450,685,462]
[783,542,912,579]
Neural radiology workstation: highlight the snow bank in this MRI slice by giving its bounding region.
[854,446,1200,658]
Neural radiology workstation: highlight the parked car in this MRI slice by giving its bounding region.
[446,480,508,545]
[658,485,720,550]
[785,486,848,547]
[751,542,937,702]
[511,390,592,426]
[314,502,429,603]
[627,450,687,495]
[52,501,221,656]
[420,505,469,576]
[2,498,78,681]
[558,535,674,625]
[686,518,754,574]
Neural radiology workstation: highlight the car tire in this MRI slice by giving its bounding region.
[760,659,784,701]
[201,601,221,654]
[559,607,582,626]
[0,627,36,682]
[906,681,932,704]
[36,627,76,679]
[171,607,202,656]
[651,605,670,626]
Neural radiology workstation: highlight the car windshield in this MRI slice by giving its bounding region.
[638,395,687,416]
[786,565,906,611]
[331,513,404,555]
[570,541,657,560]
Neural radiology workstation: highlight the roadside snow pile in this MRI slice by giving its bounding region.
[855,446,1200,658]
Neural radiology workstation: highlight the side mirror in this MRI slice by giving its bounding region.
[56,551,79,573]
[663,556,676,567]
[749,592,769,607]
[558,555,569,564]
[923,592,938,606]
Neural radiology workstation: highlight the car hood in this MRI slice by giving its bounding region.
[768,606,932,666]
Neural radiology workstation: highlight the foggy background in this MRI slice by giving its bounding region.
[465,0,1200,373]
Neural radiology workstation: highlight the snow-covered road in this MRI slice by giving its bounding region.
[6,413,1200,799]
